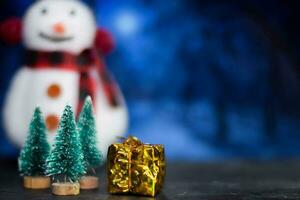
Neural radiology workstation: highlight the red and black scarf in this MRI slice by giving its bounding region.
[24,49,120,116]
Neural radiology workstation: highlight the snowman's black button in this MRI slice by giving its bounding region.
[49,52,63,65]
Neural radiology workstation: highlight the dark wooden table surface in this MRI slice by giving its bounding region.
[1,160,300,200]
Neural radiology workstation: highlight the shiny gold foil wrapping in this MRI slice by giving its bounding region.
[107,136,165,197]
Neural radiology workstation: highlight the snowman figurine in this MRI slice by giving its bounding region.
[0,0,128,155]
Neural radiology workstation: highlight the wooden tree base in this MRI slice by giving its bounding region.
[23,176,50,189]
[79,176,99,189]
[52,182,80,196]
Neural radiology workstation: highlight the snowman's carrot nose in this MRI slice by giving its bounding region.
[53,23,65,34]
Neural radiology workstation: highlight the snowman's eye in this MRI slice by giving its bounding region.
[41,8,48,15]
[70,9,76,16]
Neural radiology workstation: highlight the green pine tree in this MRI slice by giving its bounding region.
[46,105,85,182]
[19,107,50,176]
[78,96,103,171]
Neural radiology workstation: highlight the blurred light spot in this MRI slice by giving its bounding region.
[115,11,139,36]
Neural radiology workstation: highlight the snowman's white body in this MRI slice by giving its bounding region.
[3,0,128,155]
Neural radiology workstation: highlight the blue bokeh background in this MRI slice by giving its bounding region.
[0,0,300,161]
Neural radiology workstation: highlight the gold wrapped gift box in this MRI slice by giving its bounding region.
[107,136,165,197]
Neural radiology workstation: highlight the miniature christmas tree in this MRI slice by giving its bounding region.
[19,107,51,189]
[77,96,103,189]
[46,105,85,195]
